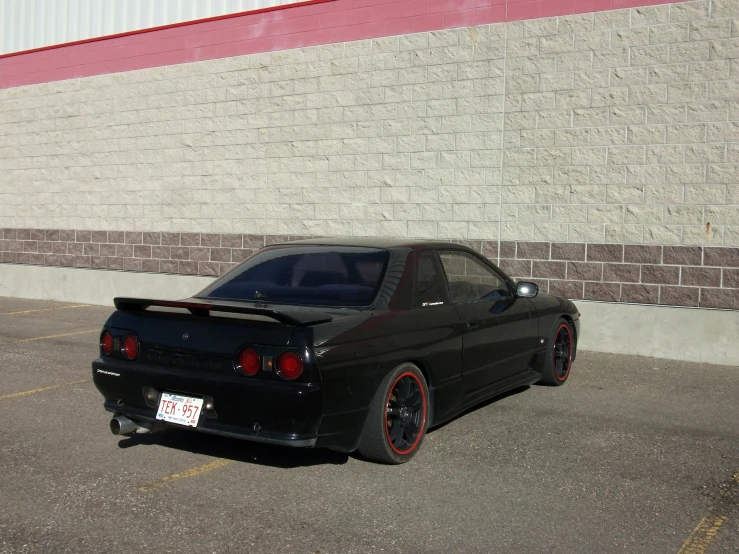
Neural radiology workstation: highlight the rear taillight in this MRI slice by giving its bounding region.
[276,352,303,380]
[122,334,139,360]
[237,348,260,376]
[100,331,113,356]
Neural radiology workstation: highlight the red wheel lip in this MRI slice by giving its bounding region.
[553,323,573,382]
[384,371,427,456]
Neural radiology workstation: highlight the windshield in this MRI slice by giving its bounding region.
[199,246,390,307]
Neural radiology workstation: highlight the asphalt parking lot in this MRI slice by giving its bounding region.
[0,297,737,554]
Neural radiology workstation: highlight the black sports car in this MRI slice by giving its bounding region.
[92,238,580,464]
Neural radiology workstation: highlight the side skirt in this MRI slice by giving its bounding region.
[430,370,542,429]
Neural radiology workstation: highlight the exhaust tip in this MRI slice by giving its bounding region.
[110,416,139,435]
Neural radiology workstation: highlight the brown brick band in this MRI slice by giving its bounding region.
[1,228,738,310]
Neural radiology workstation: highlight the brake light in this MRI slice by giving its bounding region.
[237,348,260,376]
[122,334,139,360]
[100,331,113,356]
[276,352,303,380]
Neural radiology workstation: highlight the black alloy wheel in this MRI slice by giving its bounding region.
[357,363,429,464]
[538,318,574,386]
[552,322,573,382]
[385,372,426,455]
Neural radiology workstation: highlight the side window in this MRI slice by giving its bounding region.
[438,251,511,304]
[414,251,448,308]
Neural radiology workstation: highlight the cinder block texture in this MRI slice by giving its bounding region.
[502,1,739,247]
[2,228,738,310]
[1,0,738,310]
[0,1,737,244]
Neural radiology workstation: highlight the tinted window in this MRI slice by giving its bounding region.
[200,246,389,307]
[439,251,511,303]
[414,251,448,308]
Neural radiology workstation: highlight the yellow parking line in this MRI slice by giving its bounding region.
[678,472,739,554]
[12,330,98,343]
[137,459,234,492]
[0,379,90,401]
[0,304,91,315]
[678,516,728,554]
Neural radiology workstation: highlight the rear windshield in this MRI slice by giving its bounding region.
[199,246,389,307]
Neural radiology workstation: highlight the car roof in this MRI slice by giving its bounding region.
[267,237,479,252]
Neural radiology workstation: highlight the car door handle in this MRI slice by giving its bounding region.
[464,320,480,330]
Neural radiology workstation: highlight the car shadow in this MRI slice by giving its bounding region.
[115,386,530,465]
[117,428,350,468]
[428,385,530,434]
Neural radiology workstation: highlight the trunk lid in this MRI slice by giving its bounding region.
[109,297,337,361]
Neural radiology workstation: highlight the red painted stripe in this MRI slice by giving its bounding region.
[0,0,336,62]
[0,0,692,90]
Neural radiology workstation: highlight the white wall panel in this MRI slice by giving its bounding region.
[0,0,301,55]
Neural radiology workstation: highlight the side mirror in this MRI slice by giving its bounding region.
[516,281,539,298]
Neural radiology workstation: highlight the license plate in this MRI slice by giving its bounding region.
[156,392,203,427]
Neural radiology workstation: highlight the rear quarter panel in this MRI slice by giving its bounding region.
[309,305,463,445]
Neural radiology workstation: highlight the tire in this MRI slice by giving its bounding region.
[357,363,429,464]
[538,318,575,386]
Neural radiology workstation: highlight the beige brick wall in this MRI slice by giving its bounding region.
[0,0,737,246]
[503,0,739,247]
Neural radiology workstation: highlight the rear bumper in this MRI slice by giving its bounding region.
[93,358,323,448]
[104,402,317,447]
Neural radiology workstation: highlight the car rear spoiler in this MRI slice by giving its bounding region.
[113,297,334,327]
